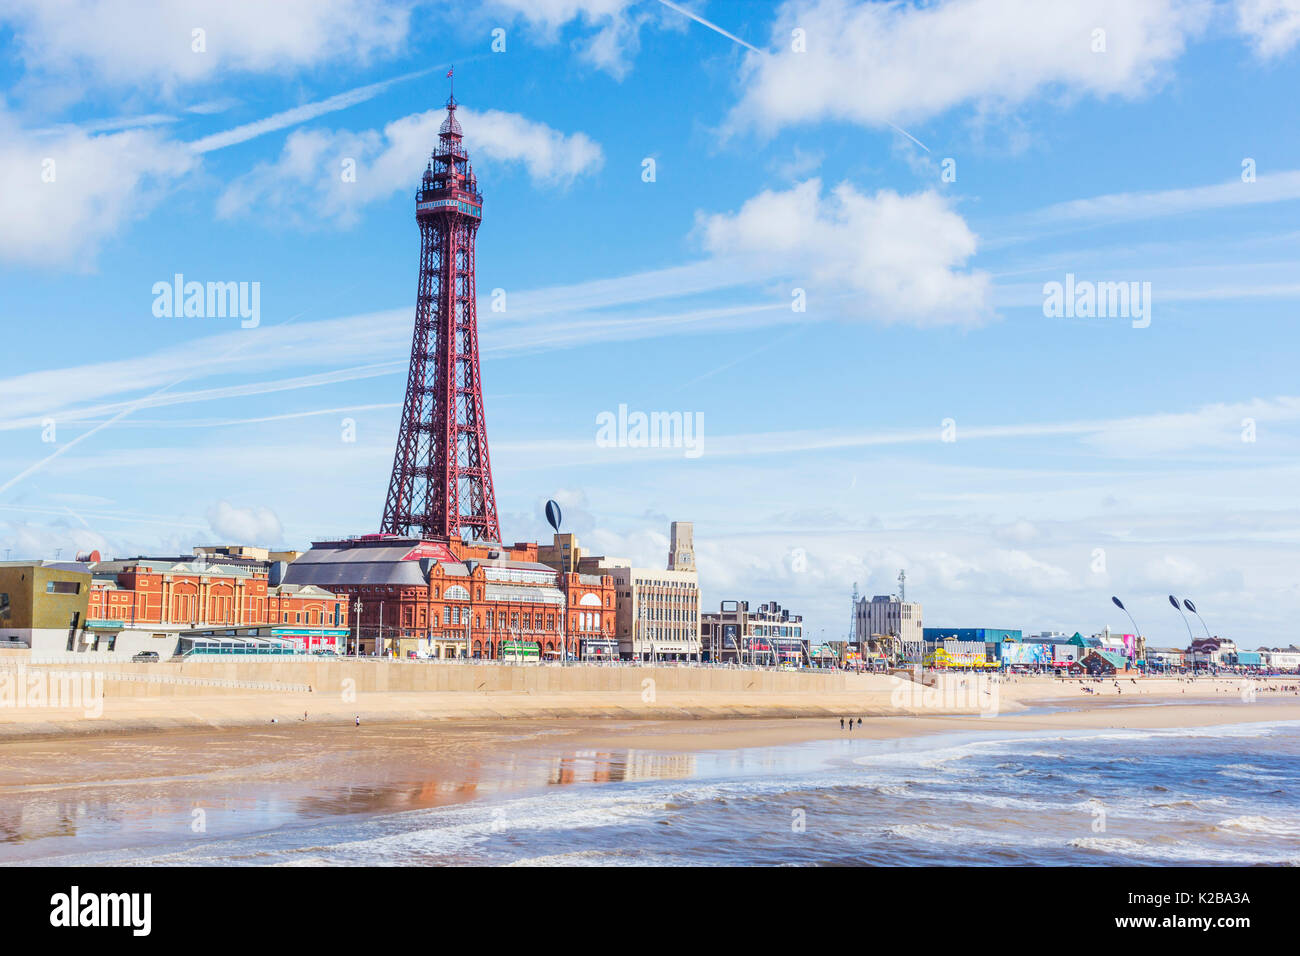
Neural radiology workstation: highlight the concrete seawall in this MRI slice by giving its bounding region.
[4,654,889,698]
[1,656,957,739]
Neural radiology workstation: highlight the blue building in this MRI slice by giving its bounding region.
[923,628,1022,644]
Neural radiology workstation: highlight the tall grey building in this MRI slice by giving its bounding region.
[668,521,695,572]
[855,593,923,658]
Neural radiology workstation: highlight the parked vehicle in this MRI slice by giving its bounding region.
[131,651,160,663]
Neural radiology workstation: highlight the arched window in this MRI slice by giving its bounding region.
[445,585,470,601]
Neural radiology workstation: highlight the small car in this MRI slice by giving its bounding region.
[131,651,160,663]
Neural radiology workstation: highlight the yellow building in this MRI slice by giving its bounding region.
[0,561,92,653]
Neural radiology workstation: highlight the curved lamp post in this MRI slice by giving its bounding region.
[1111,595,1142,641]
[1169,594,1201,670]
[1169,594,1195,642]
[1182,598,1213,640]
[1111,595,1145,669]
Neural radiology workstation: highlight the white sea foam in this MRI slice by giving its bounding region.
[1067,835,1295,864]
[1218,763,1289,783]
[1217,815,1300,837]
[849,720,1300,777]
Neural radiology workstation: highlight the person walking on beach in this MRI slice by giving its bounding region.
[857,717,862,727]
[840,717,845,730]
[355,715,361,726]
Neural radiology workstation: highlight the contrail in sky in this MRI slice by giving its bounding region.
[655,0,765,54]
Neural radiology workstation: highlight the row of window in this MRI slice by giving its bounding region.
[641,607,698,621]
[391,609,610,632]
[91,594,342,626]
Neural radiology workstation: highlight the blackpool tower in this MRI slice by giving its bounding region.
[381,86,501,542]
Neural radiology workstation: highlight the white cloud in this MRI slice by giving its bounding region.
[995,520,1040,545]
[914,547,1077,595]
[1,0,410,92]
[206,500,284,545]
[728,0,1209,135]
[467,108,605,184]
[0,71,439,266]
[484,0,671,78]
[216,107,603,226]
[0,110,196,266]
[697,178,991,324]
[1136,554,1212,591]
[1236,0,1300,58]
[0,517,112,563]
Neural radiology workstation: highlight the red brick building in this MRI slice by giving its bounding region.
[283,535,616,659]
[87,557,348,632]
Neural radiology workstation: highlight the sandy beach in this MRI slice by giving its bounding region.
[2,671,1298,865]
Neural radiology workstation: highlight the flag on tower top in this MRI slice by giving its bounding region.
[446,67,453,78]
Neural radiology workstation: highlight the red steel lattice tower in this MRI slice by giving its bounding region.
[381,89,501,542]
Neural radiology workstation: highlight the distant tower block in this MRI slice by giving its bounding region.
[381,85,501,543]
[668,521,695,571]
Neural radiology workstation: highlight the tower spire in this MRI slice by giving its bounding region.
[381,85,499,543]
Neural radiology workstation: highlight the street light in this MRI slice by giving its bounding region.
[1110,596,1144,665]
[352,598,363,656]
[1181,598,1213,640]
[1110,596,1141,640]
[1168,594,1200,671]
[1168,594,1195,642]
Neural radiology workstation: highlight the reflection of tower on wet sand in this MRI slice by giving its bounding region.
[549,750,697,785]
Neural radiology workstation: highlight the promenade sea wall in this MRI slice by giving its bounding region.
[1,651,886,698]
[3,649,1274,741]
[0,652,974,738]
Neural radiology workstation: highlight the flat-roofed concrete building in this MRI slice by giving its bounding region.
[854,593,923,660]
[603,565,700,660]
[701,599,805,665]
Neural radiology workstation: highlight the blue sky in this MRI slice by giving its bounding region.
[2,0,1299,648]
